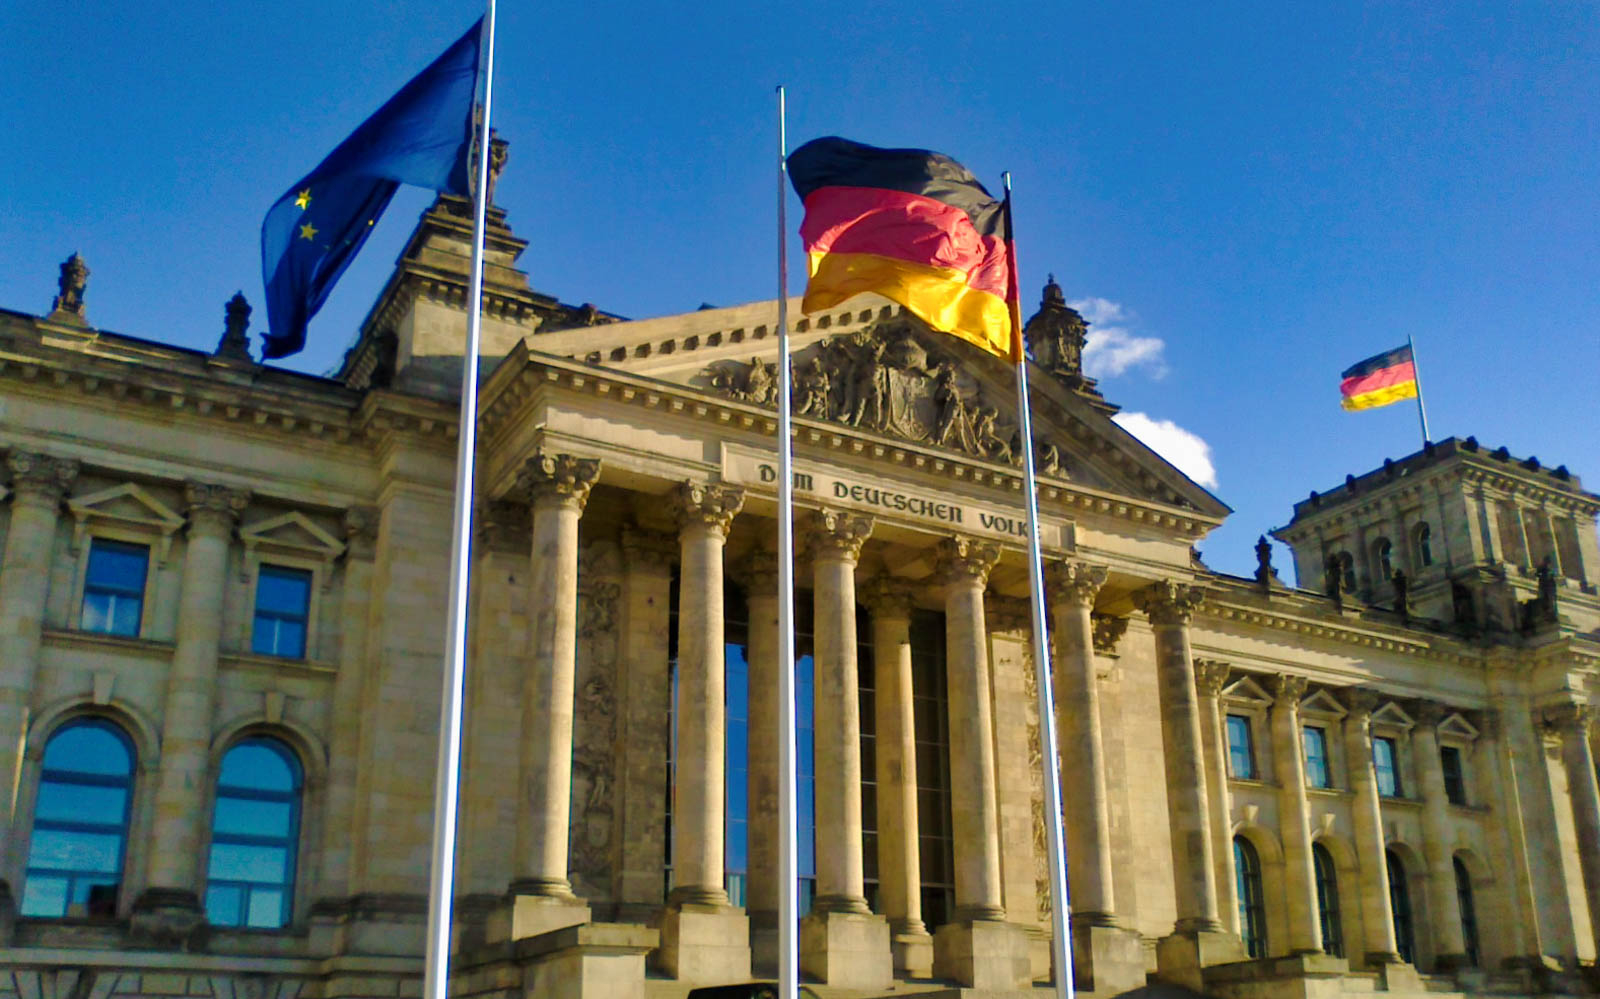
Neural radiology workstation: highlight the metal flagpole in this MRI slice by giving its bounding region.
[423,4,496,999]
[1407,334,1430,447]
[774,84,801,999]
[1003,172,1076,999]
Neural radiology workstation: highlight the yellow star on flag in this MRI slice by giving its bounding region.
[298,222,318,241]
[294,189,311,210]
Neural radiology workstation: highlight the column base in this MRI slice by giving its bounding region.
[1370,957,1423,993]
[129,887,207,949]
[748,908,778,978]
[1071,921,1147,993]
[513,921,658,999]
[1431,951,1471,973]
[484,891,592,944]
[932,919,1032,991]
[655,901,750,984]
[1155,928,1244,992]
[1204,952,1350,999]
[890,917,934,978]
[799,908,892,989]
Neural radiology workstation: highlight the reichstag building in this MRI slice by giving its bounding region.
[1,177,1597,999]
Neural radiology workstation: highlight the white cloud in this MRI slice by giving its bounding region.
[1070,296,1168,379]
[1113,411,1219,490]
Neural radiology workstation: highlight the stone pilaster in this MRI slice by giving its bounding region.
[932,536,1030,991]
[1545,702,1600,961]
[1411,701,1467,968]
[0,451,77,912]
[658,480,749,983]
[1194,659,1239,936]
[1340,689,1402,968]
[1472,710,1544,965]
[799,510,890,988]
[139,482,250,929]
[1133,581,1242,989]
[860,578,932,977]
[1268,673,1323,954]
[734,549,780,971]
[507,453,599,936]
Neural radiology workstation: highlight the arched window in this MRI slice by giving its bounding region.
[22,718,135,918]
[1312,843,1344,958]
[205,738,302,929]
[1234,836,1267,958]
[1374,538,1394,581]
[1413,523,1434,569]
[1335,552,1357,593]
[1454,857,1480,967]
[1386,849,1415,964]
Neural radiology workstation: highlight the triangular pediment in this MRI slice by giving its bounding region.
[68,483,184,531]
[1439,712,1479,740]
[1224,675,1273,704]
[239,511,344,559]
[1300,689,1347,718]
[1371,701,1415,731]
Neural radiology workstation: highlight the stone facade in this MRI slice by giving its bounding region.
[2,190,1599,999]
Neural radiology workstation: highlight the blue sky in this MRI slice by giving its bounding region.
[3,2,1595,579]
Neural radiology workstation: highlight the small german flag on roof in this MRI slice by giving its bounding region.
[1340,344,1418,411]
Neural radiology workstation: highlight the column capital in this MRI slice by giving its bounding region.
[1474,708,1501,740]
[936,534,1000,587]
[672,480,744,536]
[343,505,380,561]
[1543,701,1594,739]
[1412,700,1448,728]
[1132,579,1206,626]
[859,576,914,618]
[621,526,676,571]
[7,450,79,509]
[1193,659,1231,696]
[733,548,779,592]
[984,595,1031,633]
[476,501,531,554]
[1045,560,1107,607]
[517,452,601,511]
[1091,612,1129,655]
[1268,673,1309,707]
[184,481,250,536]
[807,508,873,564]
[1340,686,1381,721]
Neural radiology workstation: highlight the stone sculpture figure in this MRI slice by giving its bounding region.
[973,406,1011,462]
[1255,535,1274,589]
[52,253,89,317]
[795,355,831,417]
[933,363,973,450]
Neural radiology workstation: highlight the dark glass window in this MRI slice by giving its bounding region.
[1415,524,1433,568]
[81,539,149,636]
[723,583,749,908]
[22,719,135,918]
[1227,714,1256,779]
[1374,736,1402,797]
[911,609,955,929]
[1441,746,1466,805]
[1235,836,1267,958]
[252,565,313,658]
[1454,857,1479,966]
[1375,539,1394,580]
[1336,552,1357,592]
[1313,843,1344,958]
[1387,849,1415,964]
[1303,725,1332,789]
[205,739,302,928]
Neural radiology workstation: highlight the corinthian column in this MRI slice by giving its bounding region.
[660,480,750,983]
[1268,673,1323,954]
[735,549,780,966]
[800,510,890,988]
[1546,702,1600,959]
[141,482,250,921]
[1410,701,1467,968]
[0,452,78,908]
[510,453,599,918]
[1340,689,1401,967]
[1193,660,1239,935]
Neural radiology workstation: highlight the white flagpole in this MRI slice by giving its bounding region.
[774,84,801,999]
[1003,172,1075,999]
[1407,334,1430,447]
[423,5,495,999]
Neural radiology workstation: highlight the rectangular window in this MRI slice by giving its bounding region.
[251,565,313,658]
[1441,745,1467,805]
[1303,725,1332,788]
[1374,736,1401,797]
[1226,714,1256,779]
[80,539,150,636]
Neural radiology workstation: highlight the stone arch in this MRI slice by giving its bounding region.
[1312,832,1362,961]
[26,694,161,769]
[1384,839,1429,966]
[208,715,328,791]
[1233,823,1288,957]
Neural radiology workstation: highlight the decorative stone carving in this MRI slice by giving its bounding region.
[1193,659,1231,696]
[570,540,621,899]
[1045,560,1106,607]
[579,583,619,638]
[672,481,744,535]
[984,595,1031,634]
[475,501,530,554]
[1341,687,1381,720]
[1254,535,1274,590]
[1268,673,1309,706]
[1132,580,1206,626]
[620,526,675,571]
[1543,702,1593,739]
[6,450,79,508]
[858,576,913,617]
[185,481,251,535]
[488,135,509,204]
[1413,700,1448,728]
[215,292,254,361]
[1022,276,1101,399]
[51,252,89,319]
[935,534,1000,586]
[343,505,380,560]
[1090,612,1129,655]
[806,508,873,563]
[517,452,600,510]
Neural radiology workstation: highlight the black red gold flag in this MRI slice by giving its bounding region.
[1340,345,1419,411]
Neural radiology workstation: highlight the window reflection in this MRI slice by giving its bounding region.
[22,719,135,918]
[81,539,149,636]
[205,739,302,929]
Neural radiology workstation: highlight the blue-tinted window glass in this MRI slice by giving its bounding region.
[1387,849,1415,963]
[1374,736,1401,797]
[1313,843,1344,958]
[22,719,135,918]
[1441,746,1466,805]
[1235,836,1267,958]
[1227,714,1256,779]
[252,566,312,658]
[80,539,148,636]
[1303,726,1331,788]
[206,738,301,929]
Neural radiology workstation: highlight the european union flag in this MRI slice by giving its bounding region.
[260,19,483,360]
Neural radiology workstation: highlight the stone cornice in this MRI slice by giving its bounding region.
[478,347,1223,542]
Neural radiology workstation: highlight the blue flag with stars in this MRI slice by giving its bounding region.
[260,19,483,360]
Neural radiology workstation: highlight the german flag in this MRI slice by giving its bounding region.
[787,137,1018,361]
[1340,344,1418,411]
